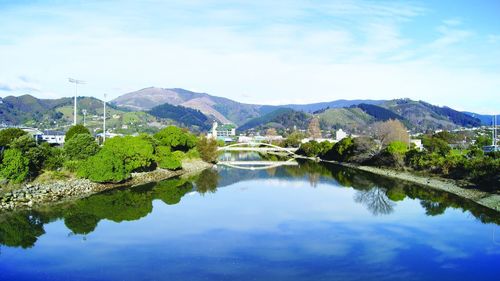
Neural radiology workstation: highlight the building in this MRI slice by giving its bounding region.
[41,130,65,145]
[410,139,424,151]
[335,129,348,142]
[208,121,236,142]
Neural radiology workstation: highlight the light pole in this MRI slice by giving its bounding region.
[68,78,86,126]
[82,109,87,126]
[103,93,107,143]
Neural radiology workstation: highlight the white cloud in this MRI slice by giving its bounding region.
[0,0,499,113]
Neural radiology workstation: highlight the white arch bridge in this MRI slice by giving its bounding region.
[217,142,301,170]
[218,142,299,155]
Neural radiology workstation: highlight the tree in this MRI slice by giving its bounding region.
[307,117,321,139]
[64,134,100,161]
[65,125,91,141]
[266,128,277,136]
[422,135,451,156]
[153,126,197,152]
[282,131,305,147]
[475,135,492,148]
[196,136,219,163]
[371,119,409,147]
[0,128,28,147]
[0,149,30,183]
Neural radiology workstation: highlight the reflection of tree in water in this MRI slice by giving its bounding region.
[0,177,196,248]
[420,201,447,216]
[153,179,193,205]
[196,168,219,195]
[354,187,395,216]
[0,211,45,249]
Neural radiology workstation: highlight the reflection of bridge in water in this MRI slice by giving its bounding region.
[218,142,299,154]
[218,159,298,170]
[218,142,300,170]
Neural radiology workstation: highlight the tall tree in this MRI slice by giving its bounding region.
[371,119,409,147]
[307,117,321,139]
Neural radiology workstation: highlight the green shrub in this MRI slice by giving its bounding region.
[64,134,100,161]
[155,146,182,170]
[0,149,30,183]
[78,149,128,183]
[154,126,197,152]
[0,128,28,147]
[104,136,155,173]
[65,125,91,141]
[63,160,81,173]
[77,135,155,183]
[185,148,200,159]
[324,137,354,161]
[44,147,65,171]
[387,141,408,155]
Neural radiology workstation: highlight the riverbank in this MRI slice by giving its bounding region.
[0,159,213,211]
[321,159,500,212]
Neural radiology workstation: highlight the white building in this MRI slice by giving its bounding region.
[41,130,65,145]
[410,139,424,151]
[208,121,236,141]
[335,129,348,142]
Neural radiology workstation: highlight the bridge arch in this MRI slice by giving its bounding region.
[218,142,299,156]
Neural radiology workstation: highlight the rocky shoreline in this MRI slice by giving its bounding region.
[0,159,212,211]
[322,159,500,212]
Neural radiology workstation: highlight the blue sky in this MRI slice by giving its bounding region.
[0,0,499,113]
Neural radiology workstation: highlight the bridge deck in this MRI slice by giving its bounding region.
[218,161,298,166]
[219,147,298,152]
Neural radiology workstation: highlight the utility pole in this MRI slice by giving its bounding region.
[103,93,107,143]
[68,78,86,126]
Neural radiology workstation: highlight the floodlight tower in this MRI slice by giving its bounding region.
[103,93,107,143]
[82,109,87,126]
[68,78,86,126]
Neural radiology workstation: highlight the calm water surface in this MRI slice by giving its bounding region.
[1,154,499,281]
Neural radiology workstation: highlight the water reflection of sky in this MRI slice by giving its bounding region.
[1,177,499,281]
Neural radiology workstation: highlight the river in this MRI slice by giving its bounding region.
[0,152,499,280]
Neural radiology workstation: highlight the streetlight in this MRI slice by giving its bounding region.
[68,78,86,126]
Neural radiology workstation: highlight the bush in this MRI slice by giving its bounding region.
[77,150,128,183]
[0,149,30,183]
[197,136,219,163]
[64,134,100,161]
[387,141,408,155]
[63,160,81,173]
[44,147,65,171]
[77,135,155,183]
[104,136,155,173]
[324,137,354,161]
[154,126,197,152]
[65,125,91,141]
[185,148,200,159]
[422,135,451,156]
[156,146,182,170]
[0,128,28,147]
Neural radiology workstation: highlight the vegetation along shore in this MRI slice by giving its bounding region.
[290,119,499,211]
[0,125,218,210]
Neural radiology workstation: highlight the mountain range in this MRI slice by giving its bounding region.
[0,86,491,134]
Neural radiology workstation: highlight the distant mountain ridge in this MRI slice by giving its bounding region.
[1,87,486,133]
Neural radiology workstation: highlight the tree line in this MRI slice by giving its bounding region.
[295,119,499,192]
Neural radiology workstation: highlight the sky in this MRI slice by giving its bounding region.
[0,0,499,114]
